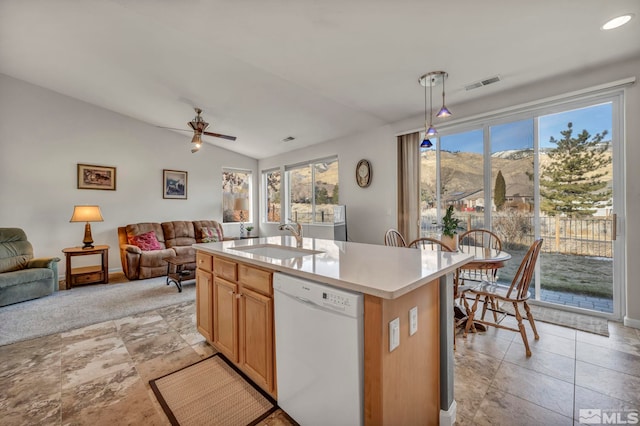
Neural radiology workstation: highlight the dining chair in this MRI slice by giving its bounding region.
[462,239,543,357]
[458,229,503,284]
[384,229,407,247]
[407,237,454,252]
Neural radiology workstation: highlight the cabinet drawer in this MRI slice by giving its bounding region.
[72,271,104,285]
[197,252,213,272]
[239,264,272,295]
[215,257,238,282]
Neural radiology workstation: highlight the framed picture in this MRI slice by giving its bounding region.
[77,164,117,190]
[163,169,188,199]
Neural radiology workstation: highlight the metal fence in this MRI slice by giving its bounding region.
[421,212,613,258]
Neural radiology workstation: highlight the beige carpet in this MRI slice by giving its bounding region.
[150,354,278,426]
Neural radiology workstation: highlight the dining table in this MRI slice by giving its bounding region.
[455,245,512,331]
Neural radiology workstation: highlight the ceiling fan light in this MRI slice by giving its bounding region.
[191,133,202,145]
[436,105,452,118]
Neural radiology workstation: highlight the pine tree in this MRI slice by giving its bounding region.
[494,170,506,211]
[540,122,611,217]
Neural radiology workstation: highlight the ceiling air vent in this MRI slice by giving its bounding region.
[282,136,296,143]
[465,75,501,91]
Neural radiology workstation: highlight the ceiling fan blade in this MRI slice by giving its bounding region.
[203,131,237,141]
[157,126,191,133]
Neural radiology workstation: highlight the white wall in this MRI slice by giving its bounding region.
[0,74,258,276]
[258,125,398,245]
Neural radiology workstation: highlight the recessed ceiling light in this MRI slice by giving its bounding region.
[602,14,634,30]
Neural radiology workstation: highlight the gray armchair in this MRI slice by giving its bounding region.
[0,228,60,307]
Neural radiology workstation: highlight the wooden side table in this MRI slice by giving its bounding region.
[62,245,109,289]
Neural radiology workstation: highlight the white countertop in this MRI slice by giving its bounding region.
[193,236,473,299]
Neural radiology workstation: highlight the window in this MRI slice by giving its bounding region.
[222,169,252,223]
[263,169,281,223]
[285,157,339,224]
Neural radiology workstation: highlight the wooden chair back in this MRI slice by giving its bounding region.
[408,237,454,252]
[459,229,502,252]
[384,229,407,247]
[507,238,543,300]
[459,229,503,283]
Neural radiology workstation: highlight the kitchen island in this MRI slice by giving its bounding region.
[193,236,473,426]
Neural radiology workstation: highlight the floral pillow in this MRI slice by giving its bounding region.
[128,231,162,251]
[201,227,222,243]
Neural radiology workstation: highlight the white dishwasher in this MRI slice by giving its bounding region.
[273,273,364,426]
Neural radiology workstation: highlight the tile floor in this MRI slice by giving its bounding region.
[1,300,639,425]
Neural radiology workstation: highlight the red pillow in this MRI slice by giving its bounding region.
[128,231,162,251]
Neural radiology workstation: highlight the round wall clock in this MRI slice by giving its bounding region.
[356,159,372,188]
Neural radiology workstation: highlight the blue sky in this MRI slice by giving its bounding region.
[438,102,612,154]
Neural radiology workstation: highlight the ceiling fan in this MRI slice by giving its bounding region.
[160,108,237,153]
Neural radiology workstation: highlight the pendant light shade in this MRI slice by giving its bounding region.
[436,105,452,118]
[421,138,433,148]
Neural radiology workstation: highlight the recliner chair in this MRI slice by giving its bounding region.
[0,228,60,307]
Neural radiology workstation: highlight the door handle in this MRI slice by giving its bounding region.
[612,213,617,241]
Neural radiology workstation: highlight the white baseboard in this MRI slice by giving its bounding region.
[440,400,457,426]
[623,316,640,329]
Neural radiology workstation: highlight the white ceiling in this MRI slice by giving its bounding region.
[1,0,639,159]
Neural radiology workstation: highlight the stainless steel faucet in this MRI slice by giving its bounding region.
[278,219,303,247]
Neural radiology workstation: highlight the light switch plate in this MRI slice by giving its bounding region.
[409,306,418,335]
[389,317,400,352]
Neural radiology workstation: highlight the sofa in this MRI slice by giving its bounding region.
[0,228,60,307]
[117,220,232,280]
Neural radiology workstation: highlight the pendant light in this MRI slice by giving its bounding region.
[436,72,452,118]
[419,71,452,148]
[420,72,433,148]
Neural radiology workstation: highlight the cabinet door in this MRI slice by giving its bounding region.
[239,287,274,392]
[195,269,213,342]
[214,278,238,362]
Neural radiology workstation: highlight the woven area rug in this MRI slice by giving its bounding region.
[150,353,278,426]
[501,303,609,337]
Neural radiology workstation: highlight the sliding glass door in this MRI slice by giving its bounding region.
[420,95,623,319]
[536,102,616,314]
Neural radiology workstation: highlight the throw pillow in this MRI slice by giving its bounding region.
[201,227,221,243]
[128,231,162,251]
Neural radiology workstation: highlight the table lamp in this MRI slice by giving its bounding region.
[233,197,249,237]
[70,205,104,249]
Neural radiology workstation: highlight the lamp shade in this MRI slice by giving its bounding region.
[233,197,249,211]
[70,205,104,223]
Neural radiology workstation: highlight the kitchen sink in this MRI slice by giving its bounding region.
[229,244,323,260]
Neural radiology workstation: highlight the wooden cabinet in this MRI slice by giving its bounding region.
[195,251,275,396]
[195,252,214,341]
[196,268,214,341]
[239,286,273,392]
[213,277,239,361]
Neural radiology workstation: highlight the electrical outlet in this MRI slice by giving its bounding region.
[409,306,418,335]
[389,317,400,352]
